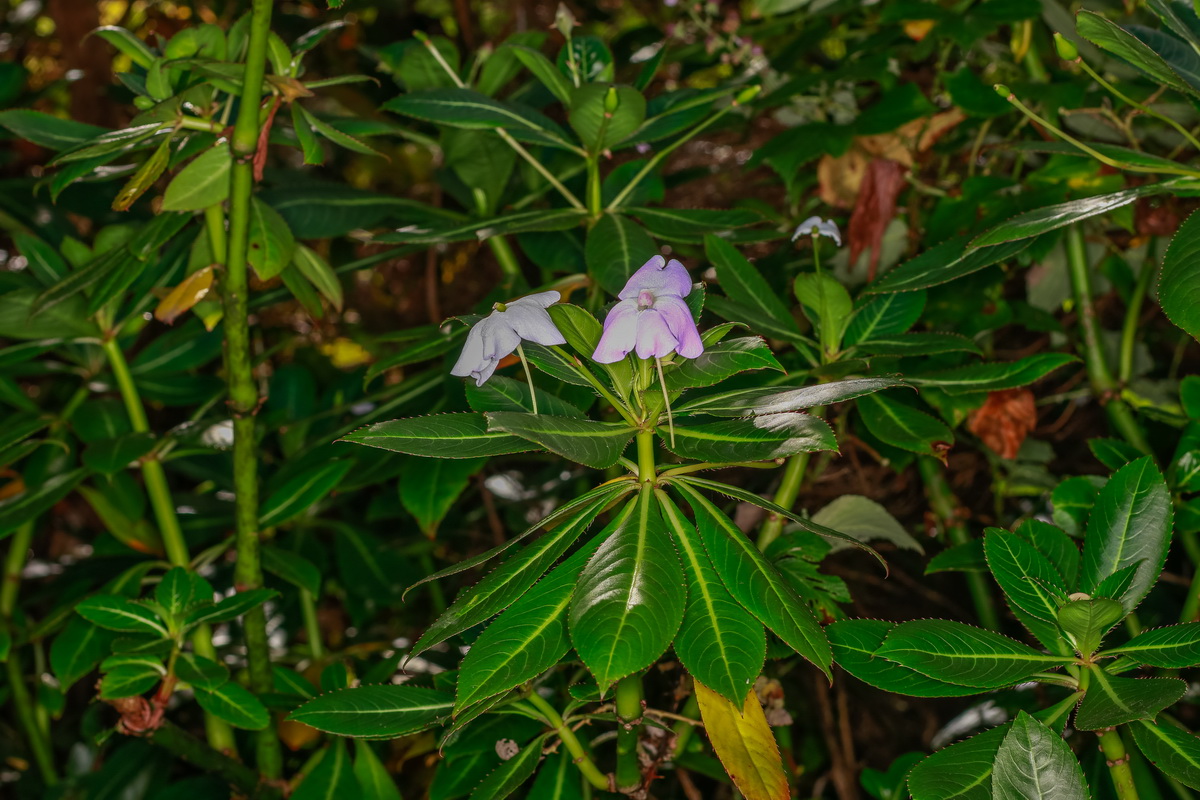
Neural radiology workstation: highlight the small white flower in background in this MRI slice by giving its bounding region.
[450,290,566,387]
[792,216,842,247]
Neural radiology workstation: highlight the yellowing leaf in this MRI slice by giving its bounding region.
[321,338,371,369]
[155,266,214,325]
[695,681,789,800]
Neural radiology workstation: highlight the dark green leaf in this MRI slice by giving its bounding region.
[399,457,486,536]
[82,432,157,475]
[262,546,322,596]
[1074,669,1185,729]
[161,146,231,212]
[585,213,658,296]
[485,412,636,469]
[288,685,454,738]
[907,354,1078,394]
[1159,208,1200,340]
[675,377,904,417]
[1077,10,1198,96]
[971,183,1172,248]
[293,741,358,800]
[569,487,685,690]
[664,336,784,391]
[705,234,798,333]
[343,413,535,459]
[857,392,953,458]
[829,619,980,698]
[1104,622,1200,667]
[183,588,277,629]
[663,413,836,463]
[195,682,271,730]
[1131,720,1200,790]
[259,459,353,527]
[992,712,1088,800]
[867,237,1031,294]
[75,595,168,637]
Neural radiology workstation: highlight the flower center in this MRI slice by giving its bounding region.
[636,289,656,309]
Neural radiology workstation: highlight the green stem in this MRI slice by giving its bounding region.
[3,521,57,785]
[487,235,524,290]
[757,454,808,551]
[670,694,701,756]
[635,431,656,483]
[526,691,610,790]
[1181,540,1200,622]
[223,0,282,778]
[300,589,323,661]
[918,458,1001,631]
[587,157,602,219]
[1077,60,1200,153]
[606,102,734,211]
[149,720,281,799]
[1064,226,1152,454]
[100,337,235,752]
[1098,727,1140,800]
[614,673,644,792]
[1118,255,1155,384]
[550,346,638,426]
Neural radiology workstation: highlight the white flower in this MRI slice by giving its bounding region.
[450,291,566,386]
[792,216,842,247]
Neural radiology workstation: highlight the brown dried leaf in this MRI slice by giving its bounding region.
[968,389,1037,460]
[848,158,906,280]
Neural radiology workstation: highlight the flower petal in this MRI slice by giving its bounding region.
[618,256,693,300]
[592,300,639,363]
[507,290,561,310]
[505,305,567,347]
[655,295,704,359]
[450,320,488,379]
[792,216,842,246]
[458,319,520,385]
[634,308,680,360]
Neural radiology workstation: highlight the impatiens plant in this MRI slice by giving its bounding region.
[293,251,898,795]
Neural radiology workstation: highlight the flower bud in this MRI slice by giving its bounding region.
[604,86,619,114]
[994,83,1013,100]
[734,85,761,105]
[1054,33,1079,61]
[553,3,577,38]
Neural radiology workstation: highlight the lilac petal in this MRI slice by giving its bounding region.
[505,305,566,346]
[507,290,561,310]
[656,295,704,359]
[450,321,487,379]
[592,300,639,363]
[634,308,680,359]
[617,256,693,300]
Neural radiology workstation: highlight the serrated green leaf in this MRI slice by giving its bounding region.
[857,392,953,458]
[985,530,1068,647]
[908,723,1008,800]
[354,741,403,800]
[176,653,229,690]
[829,619,980,698]
[867,237,1031,294]
[288,685,454,738]
[469,734,547,800]
[293,740,358,800]
[664,336,784,391]
[992,712,1088,800]
[569,487,685,691]
[1058,598,1125,657]
[1159,208,1200,340]
[76,595,168,637]
[344,413,535,459]
[1074,668,1184,729]
[1131,720,1200,790]
[673,480,832,678]
[875,619,1074,688]
[1080,456,1173,612]
[1103,622,1200,667]
[195,681,271,730]
[908,354,1078,395]
[971,183,1171,249]
[183,588,277,629]
[675,377,904,418]
[260,459,353,528]
[659,491,765,704]
[663,413,836,463]
[485,412,635,470]
[1077,10,1198,96]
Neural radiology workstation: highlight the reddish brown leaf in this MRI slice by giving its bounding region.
[968,389,1037,460]
[848,158,906,281]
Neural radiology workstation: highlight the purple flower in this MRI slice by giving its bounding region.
[592,256,703,363]
[451,291,566,386]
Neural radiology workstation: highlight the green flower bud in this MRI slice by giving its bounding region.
[1054,33,1079,61]
[994,83,1013,99]
[734,85,762,105]
[604,87,619,114]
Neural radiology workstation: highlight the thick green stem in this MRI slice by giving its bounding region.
[1098,727,1140,800]
[670,694,701,756]
[587,157,602,219]
[1064,226,1152,454]
[1181,537,1200,622]
[149,720,281,799]
[100,337,235,752]
[3,522,57,785]
[919,459,1001,631]
[222,0,282,778]
[757,454,808,551]
[526,691,610,790]
[636,431,656,483]
[614,674,644,792]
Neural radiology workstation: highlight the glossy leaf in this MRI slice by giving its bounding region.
[183,588,277,629]
[569,487,685,691]
[908,723,1008,800]
[194,682,271,730]
[288,685,454,738]
[675,377,905,418]
[991,712,1088,800]
[1080,456,1173,611]
[659,491,765,704]
[246,198,297,281]
[1074,669,1185,729]
[664,337,784,391]
[1058,598,1125,658]
[161,146,232,211]
[262,546,322,596]
[1131,720,1200,790]
[259,459,353,528]
[343,413,535,459]
[673,481,832,677]
[971,183,1170,248]
[867,237,1031,294]
[412,488,618,659]
[857,392,953,459]
[51,617,114,690]
[1159,208,1200,340]
[585,213,658,296]
[400,457,486,536]
[76,595,168,637]
[175,654,229,690]
[844,291,926,344]
[908,354,1078,394]
[485,412,636,470]
[469,734,547,800]
[354,741,403,800]
[384,88,570,148]
[663,413,836,463]
[154,266,214,325]
[1104,622,1200,667]
[875,619,1074,688]
[1077,10,1198,96]
[694,681,789,800]
[984,529,1068,643]
[456,540,597,710]
[829,619,980,698]
[293,741,358,800]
